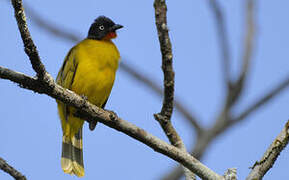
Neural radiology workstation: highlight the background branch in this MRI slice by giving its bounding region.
[208,0,231,88]
[0,157,26,180]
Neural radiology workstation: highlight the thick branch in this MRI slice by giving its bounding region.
[246,120,289,180]
[0,66,222,180]
[0,157,26,180]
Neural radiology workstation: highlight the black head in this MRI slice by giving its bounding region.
[87,16,123,40]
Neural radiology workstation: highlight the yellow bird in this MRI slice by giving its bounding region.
[56,16,123,177]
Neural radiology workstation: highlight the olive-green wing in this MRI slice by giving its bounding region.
[57,47,78,122]
[56,47,78,89]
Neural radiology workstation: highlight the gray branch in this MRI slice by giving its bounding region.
[246,120,289,180]
[0,157,27,180]
[0,66,223,180]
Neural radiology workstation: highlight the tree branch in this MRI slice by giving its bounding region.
[236,0,255,92]
[246,120,289,180]
[208,0,231,88]
[0,157,27,180]
[11,0,47,80]
[153,0,195,179]
[0,66,223,180]
[232,76,289,123]
[1,0,224,179]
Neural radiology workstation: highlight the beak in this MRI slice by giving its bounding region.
[110,24,123,31]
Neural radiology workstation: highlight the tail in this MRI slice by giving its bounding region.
[61,128,84,177]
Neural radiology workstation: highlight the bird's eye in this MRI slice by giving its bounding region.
[99,25,105,30]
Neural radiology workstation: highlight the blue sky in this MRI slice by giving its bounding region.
[1,0,289,179]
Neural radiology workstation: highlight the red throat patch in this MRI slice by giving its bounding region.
[103,32,117,40]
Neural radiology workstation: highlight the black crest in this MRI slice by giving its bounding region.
[87,16,122,40]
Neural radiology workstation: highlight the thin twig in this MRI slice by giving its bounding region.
[237,0,255,90]
[0,157,27,180]
[232,76,289,124]
[24,3,80,42]
[246,120,289,180]
[208,0,232,88]
[153,0,195,179]
[0,66,223,180]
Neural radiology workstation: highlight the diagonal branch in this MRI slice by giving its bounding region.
[232,76,289,123]
[246,120,289,180]
[0,157,27,180]
[0,65,223,180]
[11,0,47,80]
[23,3,80,42]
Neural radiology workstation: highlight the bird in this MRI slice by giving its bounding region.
[56,16,123,177]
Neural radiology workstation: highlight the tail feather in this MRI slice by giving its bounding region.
[72,128,84,177]
[61,128,84,177]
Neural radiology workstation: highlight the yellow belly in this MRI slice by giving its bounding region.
[58,38,120,137]
[71,39,120,107]
[72,63,116,106]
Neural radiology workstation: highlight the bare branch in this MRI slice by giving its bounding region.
[153,0,195,179]
[237,0,255,89]
[208,0,231,88]
[154,0,174,122]
[0,66,223,180]
[224,168,237,180]
[232,76,289,123]
[246,120,289,180]
[11,0,47,79]
[24,3,80,43]
[0,157,27,180]
[224,0,255,109]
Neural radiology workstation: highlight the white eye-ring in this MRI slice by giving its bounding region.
[99,25,105,30]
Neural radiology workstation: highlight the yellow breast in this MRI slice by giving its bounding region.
[71,39,120,106]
